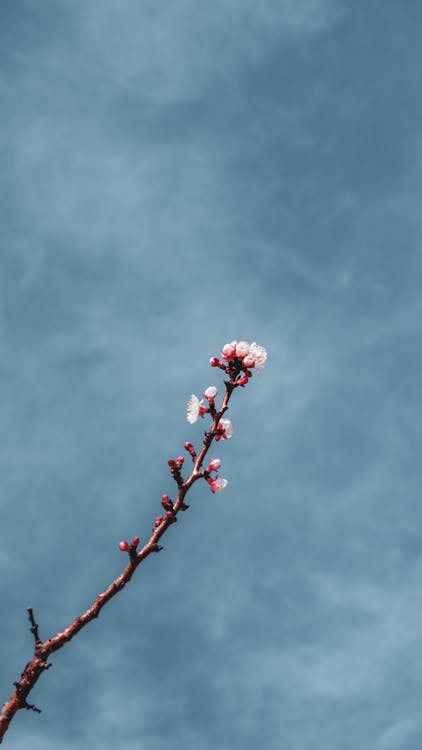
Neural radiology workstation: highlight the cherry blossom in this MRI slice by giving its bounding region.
[187,394,208,423]
[206,458,221,472]
[215,418,233,441]
[248,342,267,371]
[221,342,236,360]
[208,476,228,493]
[235,340,250,359]
[203,385,218,401]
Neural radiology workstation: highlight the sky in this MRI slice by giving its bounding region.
[1,0,422,748]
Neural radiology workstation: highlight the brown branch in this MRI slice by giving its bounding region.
[0,371,244,743]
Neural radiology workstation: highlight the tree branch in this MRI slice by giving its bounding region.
[0,341,266,743]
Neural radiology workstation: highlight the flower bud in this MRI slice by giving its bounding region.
[210,356,220,367]
[168,459,176,468]
[221,343,235,360]
[131,536,140,548]
[154,515,164,527]
[203,386,218,401]
[206,458,221,472]
[208,476,228,493]
[176,456,184,467]
[162,495,173,509]
[119,540,130,552]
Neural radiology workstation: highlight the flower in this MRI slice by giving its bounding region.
[206,458,221,472]
[209,476,228,493]
[203,385,218,401]
[248,342,267,372]
[221,342,236,360]
[187,394,208,423]
[215,418,233,440]
[235,340,250,359]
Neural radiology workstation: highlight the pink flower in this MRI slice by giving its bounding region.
[209,476,228,493]
[187,394,208,423]
[206,458,221,472]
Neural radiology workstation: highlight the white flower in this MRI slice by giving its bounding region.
[203,385,218,400]
[249,342,267,372]
[209,476,228,493]
[235,341,250,359]
[187,394,204,424]
[221,343,236,360]
[219,418,233,439]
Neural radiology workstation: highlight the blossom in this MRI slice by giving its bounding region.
[215,418,233,440]
[221,342,236,360]
[247,342,267,372]
[206,458,221,472]
[235,340,250,359]
[203,385,218,401]
[187,394,208,423]
[209,476,228,493]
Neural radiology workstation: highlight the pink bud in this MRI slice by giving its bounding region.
[203,386,218,401]
[221,343,235,360]
[184,441,194,451]
[119,540,130,552]
[236,376,249,386]
[210,356,220,367]
[166,510,174,519]
[131,536,140,548]
[168,459,176,468]
[208,476,228,494]
[176,456,184,467]
[206,458,221,472]
[154,515,164,527]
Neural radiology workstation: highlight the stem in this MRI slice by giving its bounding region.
[0,381,238,743]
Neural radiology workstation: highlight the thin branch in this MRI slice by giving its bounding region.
[0,342,266,743]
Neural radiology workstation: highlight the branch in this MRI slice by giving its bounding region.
[0,340,267,743]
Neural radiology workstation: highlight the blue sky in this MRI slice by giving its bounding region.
[1,1,422,748]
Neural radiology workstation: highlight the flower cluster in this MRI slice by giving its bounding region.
[120,339,266,551]
[221,340,267,371]
[210,340,267,387]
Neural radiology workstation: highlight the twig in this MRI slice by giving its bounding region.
[0,341,266,743]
